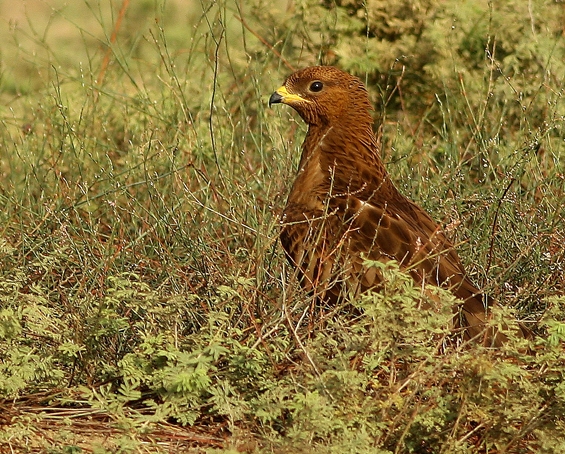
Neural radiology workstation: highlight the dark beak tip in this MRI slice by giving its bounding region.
[268,91,283,107]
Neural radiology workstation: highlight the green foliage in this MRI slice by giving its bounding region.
[0,0,564,452]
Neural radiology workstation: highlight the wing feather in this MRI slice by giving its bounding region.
[281,194,501,342]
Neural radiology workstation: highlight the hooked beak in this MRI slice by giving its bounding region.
[269,85,310,107]
[268,90,284,106]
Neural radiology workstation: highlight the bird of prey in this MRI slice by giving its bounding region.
[269,65,527,346]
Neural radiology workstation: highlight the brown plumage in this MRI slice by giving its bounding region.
[269,66,526,346]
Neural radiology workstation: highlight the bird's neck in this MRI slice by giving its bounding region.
[295,117,394,202]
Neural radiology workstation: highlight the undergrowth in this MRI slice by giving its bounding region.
[0,0,564,452]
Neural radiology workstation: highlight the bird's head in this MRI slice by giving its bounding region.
[269,66,372,126]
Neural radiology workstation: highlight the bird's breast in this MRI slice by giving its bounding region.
[286,154,327,210]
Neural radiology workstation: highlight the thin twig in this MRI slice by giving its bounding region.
[205,7,225,181]
[486,177,516,275]
[96,0,130,93]
[234,15,295,72]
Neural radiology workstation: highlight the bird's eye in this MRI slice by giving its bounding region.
[309,81,324,92]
